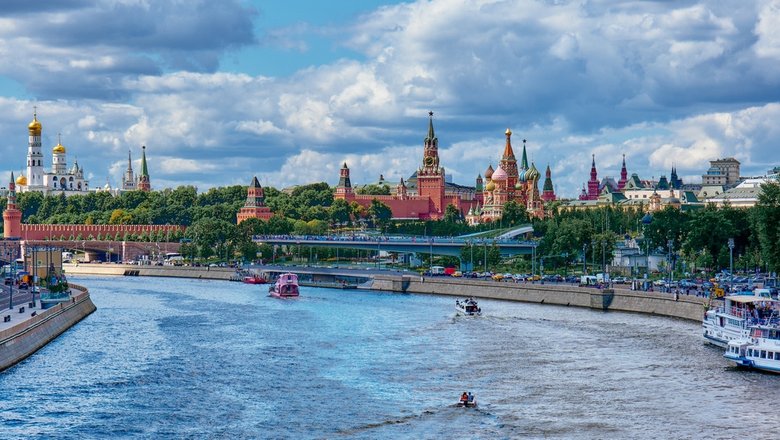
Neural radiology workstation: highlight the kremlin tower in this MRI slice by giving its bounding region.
[541,164,557,202]
[237,176,273,224]
[335,162,354,198]
[123,150,136,191]
[3,172,22,239]
[416,111,446,214]
[137,145,151,191]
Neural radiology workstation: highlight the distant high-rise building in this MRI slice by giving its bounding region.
[702,158,740,186]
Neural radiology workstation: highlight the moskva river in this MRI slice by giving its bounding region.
[2,276,779,439]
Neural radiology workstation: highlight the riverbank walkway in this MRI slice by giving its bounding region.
[0,285,44,332]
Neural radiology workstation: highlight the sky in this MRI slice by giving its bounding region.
[1,0,779,198]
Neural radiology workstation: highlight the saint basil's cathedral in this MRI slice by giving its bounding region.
[333,113,556,223]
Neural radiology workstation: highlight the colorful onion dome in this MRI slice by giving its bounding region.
[526,163,540,181]
[491,166,507,181]
[486,181,496,191]
[16,174,27,186]
[28,115,42,136]
[515,181,523,189]
[485,164,494,179]
[518,168,527,183]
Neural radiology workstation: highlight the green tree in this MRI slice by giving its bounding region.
[752,181,780,273]
[356,184,390,195]
[443,204,462,224]
[367,199,392,228]
[500,200,528,226]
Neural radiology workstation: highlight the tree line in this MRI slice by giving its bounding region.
[2,180,779,273]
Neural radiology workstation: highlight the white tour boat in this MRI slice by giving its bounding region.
[702,291,777,348]
[456,298,481,316]
[725,322,780,374]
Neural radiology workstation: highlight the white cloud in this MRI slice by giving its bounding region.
[0,0,779,197]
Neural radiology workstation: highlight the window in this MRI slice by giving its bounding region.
[761,350,767,359]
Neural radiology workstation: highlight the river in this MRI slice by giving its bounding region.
[1,276,778,439]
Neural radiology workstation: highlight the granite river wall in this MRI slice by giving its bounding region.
[0,284,96,372]
[371,274,707,322]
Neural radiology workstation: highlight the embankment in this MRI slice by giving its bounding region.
[0,284,96,372]
[372,275,706,322]
[64,263,237,281]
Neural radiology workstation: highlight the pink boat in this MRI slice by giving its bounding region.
[269,273,300,298]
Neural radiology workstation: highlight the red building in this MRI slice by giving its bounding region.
[237,176,273,224]
[579,154,600,200]
[334,112,478,220]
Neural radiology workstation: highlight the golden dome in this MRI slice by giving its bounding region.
[53,143,66,154]
[16,174,27,186]
[505,128,512,136]
[486,181,496,191]
[28,115,42,135]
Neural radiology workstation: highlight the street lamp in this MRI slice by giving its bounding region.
[667,239,674,293]
[483,240,487,273]
[728,238,735,293]
[582,243,587,275]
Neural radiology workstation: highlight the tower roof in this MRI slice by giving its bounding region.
[520,139,528,169]
[425,111,436,142]
[251,176,261,188]
[28,109,42,136]
[503,128,516,160]
[141,145,149,177]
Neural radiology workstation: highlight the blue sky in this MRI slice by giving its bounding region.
[1,0,779,197]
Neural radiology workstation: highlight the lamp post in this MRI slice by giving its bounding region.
[728,238,735,293]
[429,238,434,273]
[667,239,674,293]
[483,240,488,273]
[469,240,474,272]
[582,243,587,275]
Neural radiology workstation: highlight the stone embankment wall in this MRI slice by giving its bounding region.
[0,285,97,372]
[64,263,237,281]
[372,275,706,322]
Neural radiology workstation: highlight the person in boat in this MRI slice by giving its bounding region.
[460,392,468,404]
[467,392,474,403]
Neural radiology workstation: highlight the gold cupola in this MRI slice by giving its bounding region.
[16,174,28,186]
[53,134,66,154]
[28,111,42,136]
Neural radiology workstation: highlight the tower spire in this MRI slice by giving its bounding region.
[426,111,435,141]
[137,145,151,191]
[618,153,628,191]
[520,139,528,170]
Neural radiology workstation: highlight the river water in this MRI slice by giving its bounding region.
[1,276,779,439]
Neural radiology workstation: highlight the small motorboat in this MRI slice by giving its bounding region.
[457,393,477,408]
[242,274,267,284]
[456,298,481,316]
[269,273,300,298]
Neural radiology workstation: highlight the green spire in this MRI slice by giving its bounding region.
[521,139,528,169]
[425,111,436,142]
[141,145,149,177]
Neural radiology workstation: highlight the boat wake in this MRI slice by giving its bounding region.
[338,406,496,436]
